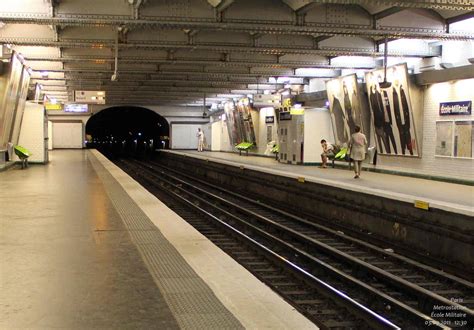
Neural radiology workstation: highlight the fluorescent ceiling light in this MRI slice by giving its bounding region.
[295,68,337,77]
[276,77,290,84]
[331,56,374,67]
[449,18,474,33]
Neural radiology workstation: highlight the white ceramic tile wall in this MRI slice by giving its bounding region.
[15,102,47,163]
[257,107,278,155]
[303,108,333,163]
[377,78,474,180]
[211,121,221,151]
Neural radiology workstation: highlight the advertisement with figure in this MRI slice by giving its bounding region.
[224,101,240,145]
[326,74,367,146]
[236,98,257,145]
[0,52,24,148]
[365,63,419,156]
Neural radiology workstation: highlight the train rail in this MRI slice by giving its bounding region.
[117,157,472,329]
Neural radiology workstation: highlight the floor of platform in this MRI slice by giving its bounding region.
[166,150,474,216]
[0,150,315,329]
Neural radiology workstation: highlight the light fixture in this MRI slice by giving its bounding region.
[440,63,454,69]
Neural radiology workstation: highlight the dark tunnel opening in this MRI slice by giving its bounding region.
[85,106,169,159]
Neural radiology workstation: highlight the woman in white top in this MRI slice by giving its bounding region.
[197,128,204,152]
[349,125,367,178]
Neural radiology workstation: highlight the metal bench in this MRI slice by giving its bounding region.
[14,145,32,169]
[235,142,254,156]
[328,147,352,169]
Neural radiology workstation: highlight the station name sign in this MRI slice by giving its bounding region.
[439,101,471,116]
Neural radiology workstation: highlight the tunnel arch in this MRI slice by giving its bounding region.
[85,106,170,153]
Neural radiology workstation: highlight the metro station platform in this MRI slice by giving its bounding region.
[0,150,315,329]
[165,150,474,217]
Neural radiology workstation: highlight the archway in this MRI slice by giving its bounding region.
[85,106,169,157]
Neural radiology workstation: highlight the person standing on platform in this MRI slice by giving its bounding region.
[349,125,367,179]
[197,128,204,152]
[320,139,334,168]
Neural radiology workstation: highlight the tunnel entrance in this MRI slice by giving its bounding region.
[85,106,169,158]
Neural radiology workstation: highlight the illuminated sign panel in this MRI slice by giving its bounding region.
[74,90,106,104]
[44,102,63,111]
[65,103,89,113]
[439,101,471,116]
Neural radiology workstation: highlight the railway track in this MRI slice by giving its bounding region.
[117,157,473,329]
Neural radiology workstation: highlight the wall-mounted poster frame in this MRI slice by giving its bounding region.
[224,101,240,145]
[435,120,473,159]
[365,63,420,157]
[0,51,24,148]
[9,65,31,146]
[325,74,368,146]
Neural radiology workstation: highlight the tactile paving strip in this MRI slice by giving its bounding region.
[88,153,244,330]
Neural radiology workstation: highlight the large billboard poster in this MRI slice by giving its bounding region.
[224,101,240,145]
[0,52,24,148]
[365,63,419,156]
[235,98,257,145]
[326,74,368,146]
[9,66,31,145]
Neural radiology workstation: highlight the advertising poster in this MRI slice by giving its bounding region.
[435,121,453,157]
[326,74,368,146]
[224,101,240,145]
[0,52,24,148]
[365,63,419,156]
[236,98,257,144]
[9,66,31,145]
[454,121,473,158]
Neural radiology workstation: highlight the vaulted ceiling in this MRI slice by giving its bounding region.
[0,0,472,106]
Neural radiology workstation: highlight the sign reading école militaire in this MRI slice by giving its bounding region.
[439,101,471,116]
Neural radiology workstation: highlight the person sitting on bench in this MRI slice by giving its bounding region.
[320,139,334,168]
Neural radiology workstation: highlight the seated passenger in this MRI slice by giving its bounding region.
[320,139,334,168]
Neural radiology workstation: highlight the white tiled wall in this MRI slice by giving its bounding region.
[303,108,333,164]
[256,107,278,155]
[377,79,474,180]
[15,102,47,163]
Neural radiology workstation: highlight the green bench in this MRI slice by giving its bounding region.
[235,142,254,156]
[271,144,279,160]
[328,146,352,169]
[14,145,32,169]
